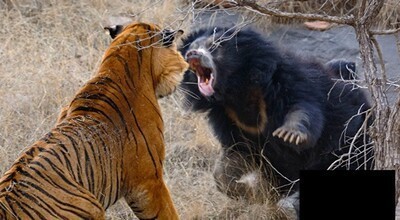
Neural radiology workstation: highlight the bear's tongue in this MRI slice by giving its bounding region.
[188,58,215,97]
[198,74,214,97]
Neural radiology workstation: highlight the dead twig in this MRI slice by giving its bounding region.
[371,27,400,35]
[233,0,355,25]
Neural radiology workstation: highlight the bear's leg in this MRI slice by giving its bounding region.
[272,104,323,149]
[213,150,277,204]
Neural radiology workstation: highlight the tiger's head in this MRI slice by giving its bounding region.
[104,22,189,98]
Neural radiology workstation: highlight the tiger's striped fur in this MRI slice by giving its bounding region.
[0,22,188,220]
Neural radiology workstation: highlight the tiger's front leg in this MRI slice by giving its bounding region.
[124,179,178,220]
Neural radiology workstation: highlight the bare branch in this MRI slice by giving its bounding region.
[370,36,387,83]
[371,27,400,35]
[233,0,355,25]
[396,33,400,57]
[360,0,384,25]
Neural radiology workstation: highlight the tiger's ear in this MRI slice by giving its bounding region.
[162,29,184,47]
[104,25,124,39]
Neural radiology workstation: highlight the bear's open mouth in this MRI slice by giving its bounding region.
[187,57,215,97]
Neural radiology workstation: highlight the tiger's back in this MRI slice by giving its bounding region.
[0,22,188,219]
[0,128,106,219]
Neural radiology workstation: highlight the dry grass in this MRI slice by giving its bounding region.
[0,0,297,219]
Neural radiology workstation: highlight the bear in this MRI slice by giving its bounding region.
[325,59,357,80]
[179,25,374,205]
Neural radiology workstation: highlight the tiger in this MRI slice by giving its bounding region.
[0,22,188,220]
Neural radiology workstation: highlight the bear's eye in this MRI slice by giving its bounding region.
[207,37,219,50]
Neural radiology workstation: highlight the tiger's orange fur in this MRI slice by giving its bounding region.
[0,22,188,219]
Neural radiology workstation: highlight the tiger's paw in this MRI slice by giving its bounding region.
[272,125,308,145]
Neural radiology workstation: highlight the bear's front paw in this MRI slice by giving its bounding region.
[272,126,308,145]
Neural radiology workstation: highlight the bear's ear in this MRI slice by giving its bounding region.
[161,29,184,47]
[325,59,357,80]
[104,25,124,39]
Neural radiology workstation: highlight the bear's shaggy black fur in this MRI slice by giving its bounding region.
[179,26,374,199]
